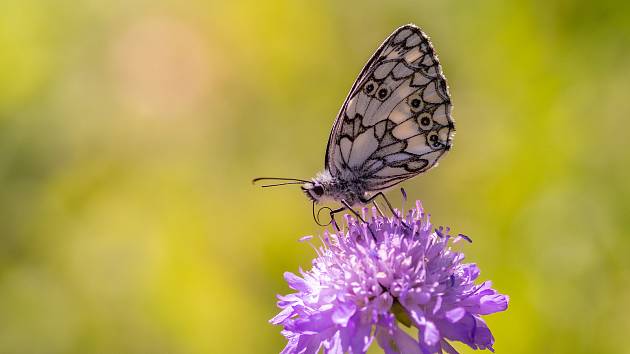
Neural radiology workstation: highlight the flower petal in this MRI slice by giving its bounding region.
[478,293,509,315]
[332,302,356,326]
[326,331,344,354]
[293,310,335,332]
[279,332,299,354]
[270,306,294,325]
[284,272,309,292]
[376,326,422,354]
[436,315,495,349]
[411,291,431,305]
[375,327,398,354]
[375,292,394,313]
[422,321,440,346]
[460,281,509,315]
[349,319,373,354]
[393,326,422,354]
[445,307,466,323]
[432,296,442,314]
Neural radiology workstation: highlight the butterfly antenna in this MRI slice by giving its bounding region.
[252,177,310,185]
[252,177,311,188]
[257,181,305,188]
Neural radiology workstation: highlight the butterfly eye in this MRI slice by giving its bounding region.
[417,113,433,130]
[407,92,424,113]
[363,80,378,96]
[377,86,391,101]
[313,185,324,196]
[427,131,442,148]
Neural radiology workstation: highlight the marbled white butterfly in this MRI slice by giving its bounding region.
[254,24,455,225]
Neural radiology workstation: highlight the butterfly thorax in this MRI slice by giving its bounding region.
[302,170,368,206]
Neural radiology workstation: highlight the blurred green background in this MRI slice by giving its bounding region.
[1,0,629,353]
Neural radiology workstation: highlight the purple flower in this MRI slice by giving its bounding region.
[271,201,508,354]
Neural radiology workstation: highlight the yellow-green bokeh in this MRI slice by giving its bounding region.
[1,0,629,353]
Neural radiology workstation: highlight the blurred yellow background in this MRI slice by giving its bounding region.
[1,0,629,353]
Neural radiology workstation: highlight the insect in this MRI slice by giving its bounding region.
[254,24,455,226]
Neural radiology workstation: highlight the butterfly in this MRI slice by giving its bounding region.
[254,24,454,226]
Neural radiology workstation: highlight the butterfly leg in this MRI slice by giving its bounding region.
[372,200,385,217]
[340,200,376,240]
[327,206,346,230]
[340,200,366,223]
[360,192,397,217]
[360,192,409,229]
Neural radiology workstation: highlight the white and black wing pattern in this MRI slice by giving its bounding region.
[325,24,455,192]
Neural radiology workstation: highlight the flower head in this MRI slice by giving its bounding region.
[271,201,508,354]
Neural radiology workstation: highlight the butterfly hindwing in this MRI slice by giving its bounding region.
[325,24,455,192]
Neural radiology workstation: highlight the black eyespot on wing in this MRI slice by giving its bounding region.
[377,86,391,101]
[407,91,424,113]
[427,131,442,148]
[364,80,378,96]
[417,112,433,130]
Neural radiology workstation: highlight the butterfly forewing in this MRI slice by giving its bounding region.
[325,24,455,192]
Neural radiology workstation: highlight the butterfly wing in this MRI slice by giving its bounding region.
[325,24,455,192]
